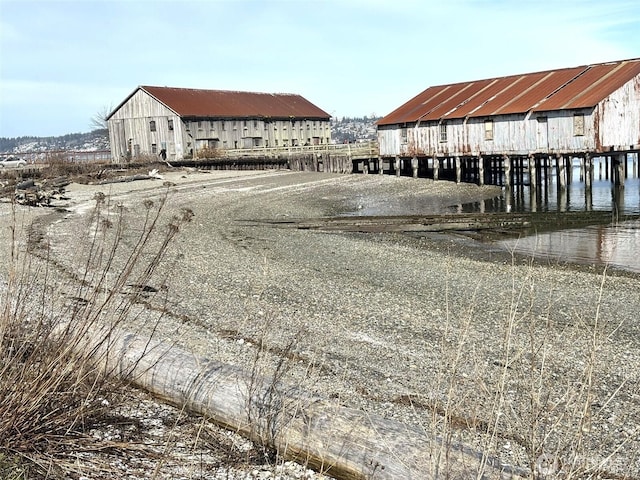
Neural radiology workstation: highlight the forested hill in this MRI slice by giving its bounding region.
[0,129,109,153]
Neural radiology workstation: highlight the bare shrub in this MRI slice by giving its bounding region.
[43,151,109,178]
[132,153,161,164]
[0,189,192,477]
[196,146,223,159]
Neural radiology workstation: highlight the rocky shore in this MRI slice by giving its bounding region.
[2,168,639,479]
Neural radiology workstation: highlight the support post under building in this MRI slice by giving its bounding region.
[503,155,511,189]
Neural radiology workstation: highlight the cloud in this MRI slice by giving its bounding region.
[0,0,638,136]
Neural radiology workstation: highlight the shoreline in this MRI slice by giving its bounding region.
[3,169,639,478]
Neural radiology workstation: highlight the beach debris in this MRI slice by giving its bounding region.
[13,176,71,206]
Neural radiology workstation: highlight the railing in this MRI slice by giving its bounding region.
[12,150,112,164]
[221,141,379,159]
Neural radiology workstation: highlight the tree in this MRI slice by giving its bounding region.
[90,104,113,132]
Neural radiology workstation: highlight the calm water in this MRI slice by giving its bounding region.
[467,157,640,273]
[348,156,640,273]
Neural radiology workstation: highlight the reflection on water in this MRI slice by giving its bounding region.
[496,220,640,273]
[473,157,640,273]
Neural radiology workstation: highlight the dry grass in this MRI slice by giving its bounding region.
[410,253,639,479]
[195,146,223,159]
[0,190,193,478]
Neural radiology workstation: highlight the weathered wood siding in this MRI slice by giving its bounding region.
[108,89,185,162]
[109,89,331,162]
[595,75,640,150]
[185,118,331,151]
[378,72,640,158]
[379,109,598,157]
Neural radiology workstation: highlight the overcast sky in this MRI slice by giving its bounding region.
[1,0,639,138]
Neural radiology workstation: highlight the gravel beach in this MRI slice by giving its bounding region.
[2,168,639,479]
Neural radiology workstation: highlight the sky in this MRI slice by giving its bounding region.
[1,0,639,138]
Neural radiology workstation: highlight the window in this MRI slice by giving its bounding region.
[254,120,258,128]
[168,119,174,130]
[401,128,408,143]
[151,143,157,154]
[198,121,203,128]
[574,113,585,136]
[439,122,447,142]
[149,120,156,132]
[210,120,215,129]
[484,120,494,141]
[221,121,225,131]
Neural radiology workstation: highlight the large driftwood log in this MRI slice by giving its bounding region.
[87,328,529,480]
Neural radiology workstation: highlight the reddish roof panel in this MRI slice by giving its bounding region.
[536,60,640,111]
[493,67,587,115]
[442,76,517,119]
[424,79,494,120]
[140,86,330,119]
[379,85,452,125]
[470,74,543,117]
[378,58,640,126]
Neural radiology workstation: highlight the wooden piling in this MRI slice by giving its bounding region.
[557,154,566,189]
[615,153,626,186]
[584,154,593,189]
[503,155,511,189]
[528,154,536,189]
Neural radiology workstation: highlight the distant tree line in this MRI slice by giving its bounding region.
[332,115,381,124]
[0,129,108,153]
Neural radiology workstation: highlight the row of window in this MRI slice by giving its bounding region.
[149,118,327,133]
[144,136,332,154]
[401,114,586,143]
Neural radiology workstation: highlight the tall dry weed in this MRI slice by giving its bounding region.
[0,189,192,478]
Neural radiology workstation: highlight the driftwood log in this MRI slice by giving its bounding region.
[80,326,529,480]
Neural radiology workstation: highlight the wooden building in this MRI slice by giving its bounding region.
[107,86,331,162]
[376,58,640,185]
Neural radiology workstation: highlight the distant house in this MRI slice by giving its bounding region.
[377,58,640,161]
[107,86,331,162]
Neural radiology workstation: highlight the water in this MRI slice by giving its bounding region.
[467,157,640,273]
[496,220,640,273]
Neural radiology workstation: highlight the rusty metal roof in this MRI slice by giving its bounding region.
[126,86,330,119]
[378,58,640,126]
